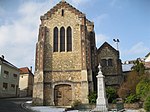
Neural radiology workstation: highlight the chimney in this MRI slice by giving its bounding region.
[30,66,32,73]
[1,55,4,59]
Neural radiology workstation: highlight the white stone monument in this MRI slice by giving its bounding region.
[93,63,108,112]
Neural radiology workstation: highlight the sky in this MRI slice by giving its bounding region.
[0,0,150,71]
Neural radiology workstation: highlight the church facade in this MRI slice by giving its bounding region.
[33,0,97,106]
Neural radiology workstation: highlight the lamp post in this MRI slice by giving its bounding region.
[113,39,120,50]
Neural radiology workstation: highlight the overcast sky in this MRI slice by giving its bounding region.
[0,0,150,71]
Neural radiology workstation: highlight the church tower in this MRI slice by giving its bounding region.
[33,0,97,106]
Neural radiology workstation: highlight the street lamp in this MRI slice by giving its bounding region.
[113,39,120,50]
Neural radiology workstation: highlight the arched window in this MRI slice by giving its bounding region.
[53,27,58,52]
[67,27,72,51]
[60,27,65,52]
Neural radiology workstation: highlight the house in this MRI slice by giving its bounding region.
[33,0,97,106]
[145,52,150,62]
[97,42,124,88]
[0,55,20,98]
[19,67,34,97]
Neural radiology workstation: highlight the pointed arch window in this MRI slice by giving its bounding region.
[60,27,65,52]
[67,26,72,51]
[53,27,58,52]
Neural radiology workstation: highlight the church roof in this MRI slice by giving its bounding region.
[97,42,119,55]
[40,0,93,24]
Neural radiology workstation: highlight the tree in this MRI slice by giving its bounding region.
[136,79,150,101]
[144,96,150,112]
[131,59,145,75]
[118,71,140,99]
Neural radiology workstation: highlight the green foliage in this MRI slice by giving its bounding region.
[136,79,150,101]
[106,87,118,103]
[118,71,140,99]
[125,94,139,103]
[88,91,97,104]
[144,96,150,112]
[132,59,145,75]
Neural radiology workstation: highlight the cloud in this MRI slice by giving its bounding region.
[69,0,90,6]
[96,34,110,47]
[0,1,54,69]
[93,14,109,28]
[122,42,150,59]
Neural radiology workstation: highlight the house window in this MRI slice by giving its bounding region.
[11,84,15,90]
[4,70,9,78]
[3,83,8,90]
[13,74,17,78]
[101,59,107,67]
[67,26,72,51]
[101,59,113,67]
[108,59,113,66]
[60,27,65,52]
[53,27,58,52]
[61,9,64,16]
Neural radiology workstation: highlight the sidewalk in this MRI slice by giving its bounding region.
[23,101,79,112]
[23,101,145,112]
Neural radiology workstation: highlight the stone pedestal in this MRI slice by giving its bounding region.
[93,64,108,112]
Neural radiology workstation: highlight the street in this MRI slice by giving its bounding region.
[0,97,34,112]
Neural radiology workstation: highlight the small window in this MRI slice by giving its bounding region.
[13,74,17,78]
[101,59,107,67]
[3,83,8,90]
[61,9,64,16]
[4,71,9,78]
[11,84,15,90]
[108,59,113,66]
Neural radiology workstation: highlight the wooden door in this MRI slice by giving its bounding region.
[54,84,72,106]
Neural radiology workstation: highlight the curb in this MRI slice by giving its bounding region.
[21,102,38,112]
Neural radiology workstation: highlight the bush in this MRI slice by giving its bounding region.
[136,79,150,101]
[88,91,97,104]
[144,96,150,112]
[118,71,140,99]
[125,94,139,103]
[106,87,118,103]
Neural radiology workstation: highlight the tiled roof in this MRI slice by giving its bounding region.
[19,67,33,75]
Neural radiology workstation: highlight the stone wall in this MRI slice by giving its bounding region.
[97,42,123,87]
[33,1,95,106]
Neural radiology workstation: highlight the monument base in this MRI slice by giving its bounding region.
[92,97,108,112]
[92,105,108,112]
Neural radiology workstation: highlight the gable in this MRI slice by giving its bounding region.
[41,0,85,21]
[97,42,119,57]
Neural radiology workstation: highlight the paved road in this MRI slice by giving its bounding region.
[0,97,34,112]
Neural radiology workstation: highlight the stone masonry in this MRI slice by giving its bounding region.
[33,0,97,106]
[97,42,123,88]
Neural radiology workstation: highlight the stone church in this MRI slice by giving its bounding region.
[33,0,97,106]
